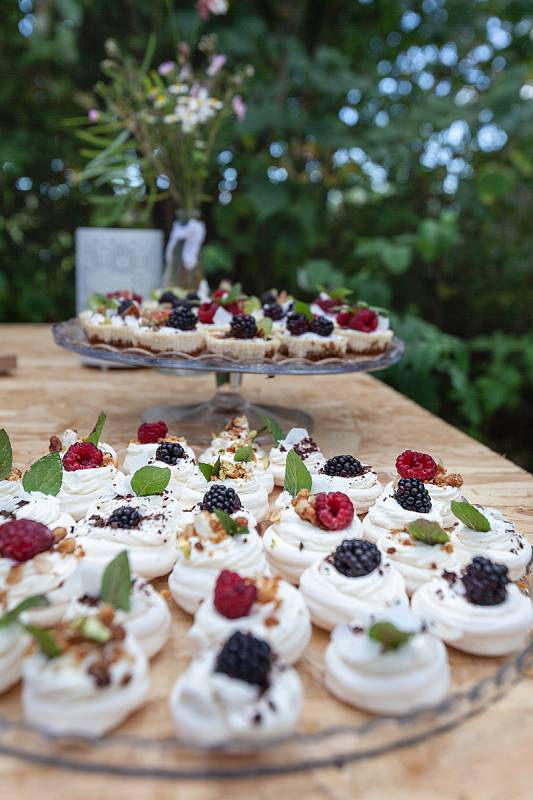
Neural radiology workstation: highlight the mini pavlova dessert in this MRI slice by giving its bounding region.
[264,487,363,584]
[134,302,205,355]
[21,606,150,737]
[63,552,171,659]
[450,501,532,581]
[299,539,408,631]
[362,478,445,544]
[324,609,450,715]
[146,439,197,495]
[169,631,303,748]
[279,309,347,361]
[0,518,84,623]
[395,449,464,528]
[198,443,273,495]
[205,314,279,360]
[122,420,194,475]
[411,556,533,656]
[168,505,267,614]
[189,570,311,665]
[335,304,393,355]
[376,517,462,595]
[54,414,120,521]
[312,454,383,515]
[79,290,143,348]
[268,427,325,487]
[200,414,266,461]
[0,594,49,694]
[74,465,179,579]
[179,461,270,522]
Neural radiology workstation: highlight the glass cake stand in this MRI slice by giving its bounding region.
[52,319,405,444]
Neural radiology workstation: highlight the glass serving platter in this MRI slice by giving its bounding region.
[0,573,532,780]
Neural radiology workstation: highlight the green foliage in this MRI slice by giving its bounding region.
[2,1,533,468]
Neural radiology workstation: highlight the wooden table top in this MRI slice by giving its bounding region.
[0,324,532,800]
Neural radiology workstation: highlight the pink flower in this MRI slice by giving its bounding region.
[196,0,228,21]
[88,109,100,122]
[232,95,247,121]
[207,54,227,77]
[158,61,176,76]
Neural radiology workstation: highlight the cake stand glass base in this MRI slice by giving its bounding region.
[142,373,313,445]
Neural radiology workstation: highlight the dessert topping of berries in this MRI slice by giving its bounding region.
[396,450,437,482]
[198,302,218,324]
[260,290,277,306]
[63,442,103,472]
[349,308,378,332]
[286,312,310,336]
[230,314,258,339]
[462,556,509,606]
[213,570,257,619]
[314,294,339,313]
[215,631,272,689]
[394,478,432,514]
[323,454,365,478]
[201,484,242,514]
[315,491,355,530]
[159,291,184,306]
[311,316,334,337]
[331,538,381,577]
[0,519,54,562]
[167,305,197,331]
[118,299,139,317]
[155,441,185,465]
[263,303,284,321]
[137,421,168,444]
[107,506,141,529]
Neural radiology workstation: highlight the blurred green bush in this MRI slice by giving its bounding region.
[1,1,533,468]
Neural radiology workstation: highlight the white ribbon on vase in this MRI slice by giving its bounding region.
[164,218,206,274]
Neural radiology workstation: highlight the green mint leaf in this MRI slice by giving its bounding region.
[260,414,284,446]
[407,519,450,545]
[234,444,254,463]
[88,292,113,311]
[218,283,242,305]
[451,500,491,532]
[100,551,131,611]
[22,452,62,496]
[284,449,312,496]
[0,595,49,629]
[0,429,13,481]
[244,296,261,314]
[257,317,273,337]
[80,616,112,643]
[213,508,248,536]
[131,465,170,497]
[198,462,213,481]
[330,287,352,301]
[24,624,63,658]
[368,621,414,652]
[293,300,313,322]
[84,411,107,446]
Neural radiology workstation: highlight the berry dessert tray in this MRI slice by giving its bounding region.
[0,413,532,782]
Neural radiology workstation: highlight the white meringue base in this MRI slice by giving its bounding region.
[0,626,29,694]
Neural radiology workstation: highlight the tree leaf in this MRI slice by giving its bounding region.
[24,624,63,658]
[213,509,248,536]
[284,449,312,496]
[407,519,450,545]
[22,452,62,496]
[0,594,49,628]
[100,551,131,611]
[260,414,284,446]
[0,429,13,481]
[84,411,107,446]
[234,444,254,462]
[130,465,170,496]
[368,621,414,652]
[451,500,491,532]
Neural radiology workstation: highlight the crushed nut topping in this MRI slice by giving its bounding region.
[52,526,68,542]
[48,435,63,453]
[291,489,318,526]
[217,460,249,481]
[6,467,22,482]
[256,576,281,605]
[432,463,464,488]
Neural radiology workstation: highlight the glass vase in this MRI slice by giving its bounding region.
[161,208,204,292]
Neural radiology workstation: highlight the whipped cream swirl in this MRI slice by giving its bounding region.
[362,482,444,543]
[312,467,383,515]
[179,469,269,521]
[268,428,325,487]
[0,624,30,694]
[376,529,462,595]
[123,438,195,476]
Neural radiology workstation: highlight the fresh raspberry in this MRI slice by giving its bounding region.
[315,492,355,530]
[213,570,257,619]
[348,308,378,332]
[213,289,226,299]
[198,302,218,324]
[63,442,103,472]
[396,450,437,482]
[137,421,168,444]
[314,294,338,313]
[213,289,242,315]
[0,519,54,562]
[336,310,352,328]
[107,290,142,304]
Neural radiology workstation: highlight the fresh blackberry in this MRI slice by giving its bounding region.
[201,484,242,514]
[215,631,272,689]
[107,506,141,529]
[118,299,135,316]
[260,290,277,306]
[311,316,334,337]
[332,539,381,577]
[230,314,258,339]
[323,454,365,478]
[155,441,185,465]
[462,556,509,606]
[286,312,310,336]
[159,291,181,306]
[186,291,200,302]
[263,303,284,321]
[394,478,432,513]
[167,305,197,331]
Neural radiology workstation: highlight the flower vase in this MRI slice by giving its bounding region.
[162,209,205,292]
